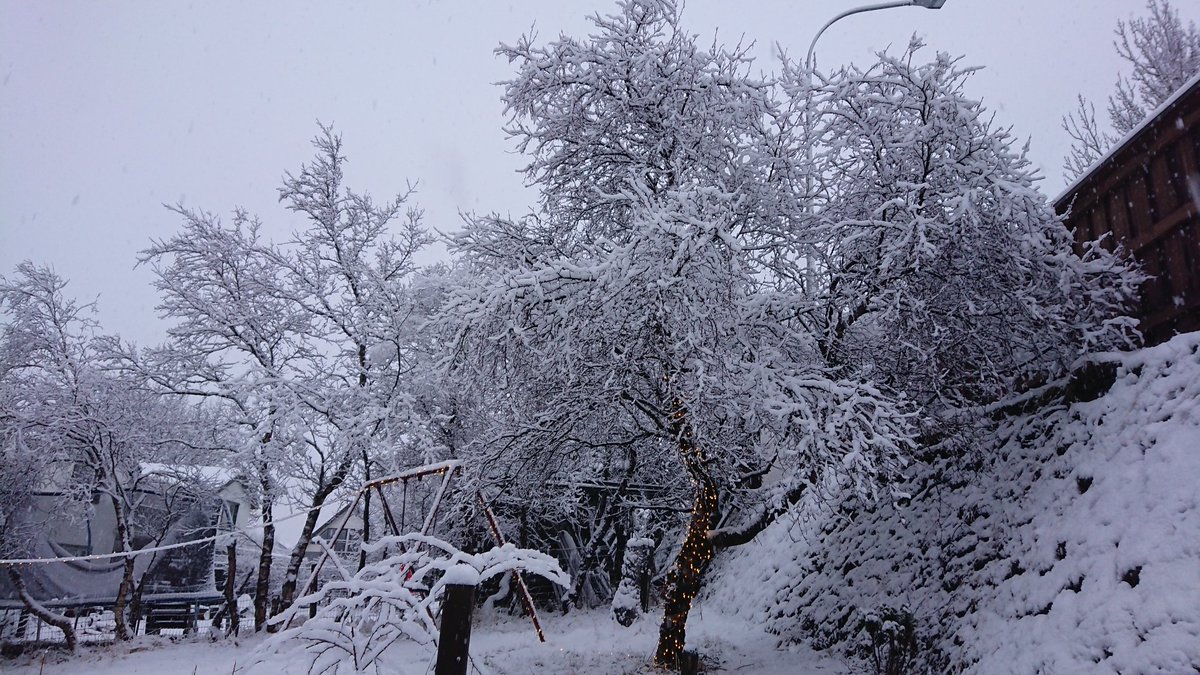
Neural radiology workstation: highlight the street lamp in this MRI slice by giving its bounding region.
[806,0,949,70]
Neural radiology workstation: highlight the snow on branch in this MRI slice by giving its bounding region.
[253,533,568,674]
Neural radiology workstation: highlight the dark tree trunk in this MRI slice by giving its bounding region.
[9,569,77,652]
[225,543,240,636]
[254,498,274,632]
[358,448,372,572]
[276,472,345,616]
[111,499,135,641]
[654,411,718,669]
[129,574,148,637]
[568,455,636,607]
[113,557,136,640]
[568,493,613,607]
[654,477,717,668]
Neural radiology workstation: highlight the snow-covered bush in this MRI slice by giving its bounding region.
[707,332,1200,673]
[800,40,1141,428]
[611,536,654,627]
[252,534,569,674]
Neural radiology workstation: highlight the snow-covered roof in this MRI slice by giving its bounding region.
[139,462,241,488]
[1054,70,1200,206]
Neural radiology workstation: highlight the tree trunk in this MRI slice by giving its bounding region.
[224,543,240,636]
[9,569,76,652]
[111,499,135,641]
[358,451,371,572]
[654,477,717,668]
[129,573,148,637]
[254,497,274,632]
[654,412,718,669]
[276,473,345,616]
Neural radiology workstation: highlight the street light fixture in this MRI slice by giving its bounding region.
[806,0,950,70]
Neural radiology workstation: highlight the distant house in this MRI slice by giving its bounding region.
[1055,72,1200,346]
[0,463,256,609]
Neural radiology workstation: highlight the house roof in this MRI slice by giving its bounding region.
[139,462,243,490]
[1054,70,1200,207]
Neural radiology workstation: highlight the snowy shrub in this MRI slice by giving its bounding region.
[857,606,919,675]
[251,534,569,674]
[800,39,1141,428]
[707,332,1200,673]
[611,536,654,627]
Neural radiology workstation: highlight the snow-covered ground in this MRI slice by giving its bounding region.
[2,608,850,674]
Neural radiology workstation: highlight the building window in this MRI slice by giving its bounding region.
[219,500,240,531]
[326,529,358,554]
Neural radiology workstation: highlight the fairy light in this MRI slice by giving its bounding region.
[655,396,720,667]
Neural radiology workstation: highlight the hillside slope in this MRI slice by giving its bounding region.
[705,332,1200,673]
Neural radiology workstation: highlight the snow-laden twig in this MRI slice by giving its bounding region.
[253,533,569,674]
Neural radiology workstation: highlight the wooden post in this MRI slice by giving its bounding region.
[434,583,476,675]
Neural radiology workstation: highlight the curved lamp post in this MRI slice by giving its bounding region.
[807,0,948,71]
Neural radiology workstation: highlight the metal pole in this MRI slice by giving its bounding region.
[805,0,918,71]
[476,491,546,642]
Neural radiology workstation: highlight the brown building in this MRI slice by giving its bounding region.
[1055,73,1200,346]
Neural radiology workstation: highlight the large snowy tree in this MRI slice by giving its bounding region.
[801,41,1142,434]
[0,262,210,641]
[133,126,434,628]
[443,2,913,666]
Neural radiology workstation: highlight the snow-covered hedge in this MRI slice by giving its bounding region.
[706,333,1200,673]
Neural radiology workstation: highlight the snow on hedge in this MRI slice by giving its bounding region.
[706,332,1200,673]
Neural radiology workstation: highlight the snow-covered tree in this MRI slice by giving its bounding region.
[0,262,209,640]
[135,125,433,628]
[1063,0,1200,179]
[801,41,1142,436]
[444,2,913,666]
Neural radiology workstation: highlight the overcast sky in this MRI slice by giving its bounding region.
[3,1,1197,346]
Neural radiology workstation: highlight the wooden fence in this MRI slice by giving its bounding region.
[1056,75,1200,346]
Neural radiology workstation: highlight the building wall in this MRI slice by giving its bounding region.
[1056,76,1200,346]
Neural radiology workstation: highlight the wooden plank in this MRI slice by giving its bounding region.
[434,584,476,675]
[476,492,546,642]
[1106,183,1130,246]
[1130,200,1196,254]
[1126,170,1152,242]
[1094,199,1114,250]
[1150,152,1180,215]
[1138,240,1165,319]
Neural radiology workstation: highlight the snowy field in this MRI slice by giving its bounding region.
[2,609,849,674]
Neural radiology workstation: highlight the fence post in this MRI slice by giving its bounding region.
[434,576,477,675]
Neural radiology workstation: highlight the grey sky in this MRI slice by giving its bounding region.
[3,1,1193,346]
